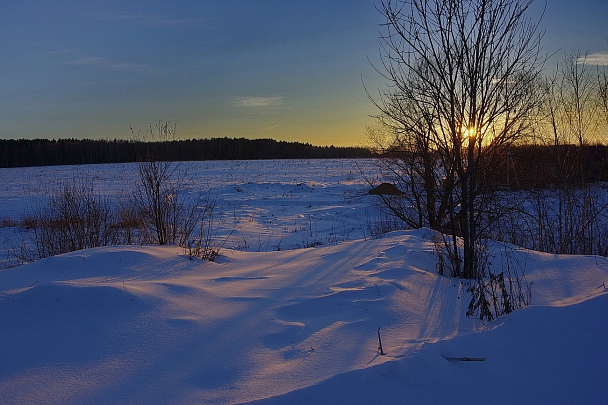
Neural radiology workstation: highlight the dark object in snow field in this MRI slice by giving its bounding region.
[368,183,404,196]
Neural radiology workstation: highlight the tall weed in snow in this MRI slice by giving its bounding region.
[181,196,231,261]
[503,186,608,256]
[466,241,532,321]
[429,229,531,321]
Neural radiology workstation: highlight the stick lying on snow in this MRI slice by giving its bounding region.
[443,356,486,362]
[441,356,486,361]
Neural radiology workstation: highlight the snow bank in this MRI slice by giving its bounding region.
[1,230,607,404]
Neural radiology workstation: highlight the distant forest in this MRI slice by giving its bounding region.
[2,138,608,189]
[0,138,373,168]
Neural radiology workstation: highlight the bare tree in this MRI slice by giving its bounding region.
[369,0,545,279]
[558,52,601,151]
[528,52,608,255]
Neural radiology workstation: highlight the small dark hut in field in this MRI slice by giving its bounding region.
[368,183,404,196]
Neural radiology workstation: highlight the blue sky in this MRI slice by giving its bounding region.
[1,1,607,146]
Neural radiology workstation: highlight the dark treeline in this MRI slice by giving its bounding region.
[379,143,608,191]
[0,137,373,168]
[487,144,608,190]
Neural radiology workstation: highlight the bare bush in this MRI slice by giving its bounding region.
[466,242,531,322]
[12,170,222,265]
[116,195,146,245]
[9,119,223,265]
[136,158,181,245]
[1,218,19,228]
[133,121,214,248]
[135,151,223,252]
[182,197,230,261]
[432,232,462,278]
[15,179,116,261]
[365,212,405,239]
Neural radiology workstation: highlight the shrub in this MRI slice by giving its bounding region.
[16,179,116,260]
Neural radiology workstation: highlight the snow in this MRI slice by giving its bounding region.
[1,160,607,404]
[0,160,377,260]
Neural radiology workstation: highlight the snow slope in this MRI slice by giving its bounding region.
[1,229,607,404]
[1,160,607,404]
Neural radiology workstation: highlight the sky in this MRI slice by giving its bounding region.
[1,1,607,147]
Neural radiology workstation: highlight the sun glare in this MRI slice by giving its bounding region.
[463,126,476,139]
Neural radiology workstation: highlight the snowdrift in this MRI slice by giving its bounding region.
[1,230,607,404]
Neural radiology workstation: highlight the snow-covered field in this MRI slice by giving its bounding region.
[1,159,607,404]
[0,160,381,264]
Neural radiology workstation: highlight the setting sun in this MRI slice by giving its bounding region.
[463,126,477,139]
